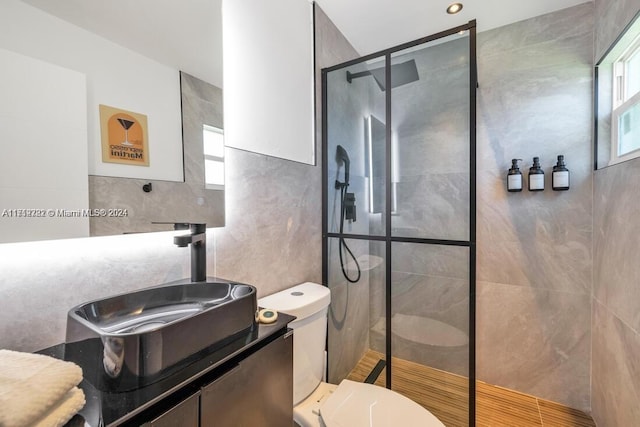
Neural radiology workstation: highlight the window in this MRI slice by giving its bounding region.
[203,125,224,190]
[611,35,640,163]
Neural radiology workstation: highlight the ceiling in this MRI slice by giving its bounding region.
[21,0,590,88]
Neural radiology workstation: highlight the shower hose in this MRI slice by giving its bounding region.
[338,184,361,283]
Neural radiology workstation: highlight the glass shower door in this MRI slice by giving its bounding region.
[387,31,473,426]
[325,59,388,388]
[323,21,476,427]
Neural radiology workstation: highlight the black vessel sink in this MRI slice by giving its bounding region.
[65,280,257,391]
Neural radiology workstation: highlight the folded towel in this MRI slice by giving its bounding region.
[32,387,85,427]
[0,349,84,427]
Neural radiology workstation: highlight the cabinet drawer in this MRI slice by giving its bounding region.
[143,392,199,427]
[200,333,293,427]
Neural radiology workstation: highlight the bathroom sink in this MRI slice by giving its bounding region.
[64,280,257,391]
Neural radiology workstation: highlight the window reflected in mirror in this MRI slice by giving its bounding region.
[203,125,225,191]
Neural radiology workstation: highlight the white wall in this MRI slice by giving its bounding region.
[0,48,89,243]
[222,0,315,165]
[0,0,183,182]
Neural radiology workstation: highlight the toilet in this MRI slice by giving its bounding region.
[258,282,445,427]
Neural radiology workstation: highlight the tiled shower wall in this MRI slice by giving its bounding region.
[592,0,640,425]
[323,4,595,412]
[476,3,594,411]
[365,37,472,378]
[320,9,374,384]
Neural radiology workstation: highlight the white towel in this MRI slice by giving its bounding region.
[32,387,85,427]
[0,349,84,427]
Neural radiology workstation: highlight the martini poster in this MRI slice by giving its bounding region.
[99,104,149,166]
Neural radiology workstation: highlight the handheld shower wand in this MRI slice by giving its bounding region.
[335,145,361,283]
[336,145,350,187]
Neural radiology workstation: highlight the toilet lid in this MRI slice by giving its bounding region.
[320,380,445,427]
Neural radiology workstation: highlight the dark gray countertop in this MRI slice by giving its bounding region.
[39,312,295,426]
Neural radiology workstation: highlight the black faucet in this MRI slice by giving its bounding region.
[174,223,207,282]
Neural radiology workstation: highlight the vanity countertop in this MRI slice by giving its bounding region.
[39,312,295,427]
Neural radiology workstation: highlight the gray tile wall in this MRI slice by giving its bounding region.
[364,37,472,377]
[592,0,640,424]
[595,0,640,60]
[316,5,376,384]
[323,4,595,410]
[327,238,374,383]
[476,3,594,411]
[370,244,470,377]
[390,37,471,242]
[357,4,595,409]
[324,73,375,381]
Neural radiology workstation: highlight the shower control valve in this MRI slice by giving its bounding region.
[345,192,356,222]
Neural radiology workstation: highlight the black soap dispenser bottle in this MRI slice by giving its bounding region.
[507,159,523,192]
[552,155,570,191]
[528,157,544,191]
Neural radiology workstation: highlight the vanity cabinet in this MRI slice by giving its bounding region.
[201,329,294,426]
[139,330,293,427]
[41,312,296,427]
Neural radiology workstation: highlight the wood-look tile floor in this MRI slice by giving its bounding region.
[346,350,595,427]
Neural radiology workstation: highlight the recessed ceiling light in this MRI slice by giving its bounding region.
[447,3,463,14]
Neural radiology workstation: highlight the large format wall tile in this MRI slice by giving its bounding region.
[477,281,591,411]
[593,159,640,331]
[595,0,640,60]
[213,147,321,296]
[592,1,640,423]
[592,300,640,426]
[314,4,373,384]
[328,274,371,383]
[478,3,594,56]
[592,157,640,426]
[475,4,594,409]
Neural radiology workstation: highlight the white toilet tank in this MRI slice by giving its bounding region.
[258,282,331,405]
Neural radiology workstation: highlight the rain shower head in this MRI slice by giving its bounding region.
[346,59,419,91]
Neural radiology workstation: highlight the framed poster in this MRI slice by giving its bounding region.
[99,104,149,166]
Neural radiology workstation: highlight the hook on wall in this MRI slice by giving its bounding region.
[142,183,153,193]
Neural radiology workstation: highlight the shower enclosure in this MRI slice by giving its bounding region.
[322,21,477,426]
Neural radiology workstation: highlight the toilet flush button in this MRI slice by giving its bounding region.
[258,309,278,324]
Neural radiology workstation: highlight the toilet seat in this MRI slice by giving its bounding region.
[319,380,445,427]
[294,380,445,427]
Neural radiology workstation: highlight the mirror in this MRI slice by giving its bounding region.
[89,72,225,236]
[0,1,224,243]
[595,11,640,169]
[364,115,400,216]
[222,0,315,165]
[365,115,386,214]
